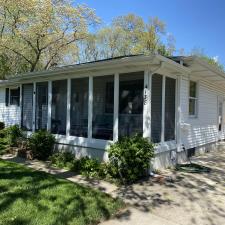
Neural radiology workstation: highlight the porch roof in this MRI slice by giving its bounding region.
[0,53,189,87]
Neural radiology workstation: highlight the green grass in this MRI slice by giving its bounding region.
[0,160,124,225]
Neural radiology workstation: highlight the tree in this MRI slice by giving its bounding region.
[190,47,224,71]
[78,14,174,62]
[0,0,99,77]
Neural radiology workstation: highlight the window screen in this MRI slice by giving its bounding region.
[92,75,114,140]
[51,80,67,135]
[21,84,33,131]
[151,74,162,143]
[70,78,89,137]
[164,77,176,141]
[119,72,144,138]
[36,82,48,130]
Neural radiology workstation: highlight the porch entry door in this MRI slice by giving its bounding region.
[218,97,224,137]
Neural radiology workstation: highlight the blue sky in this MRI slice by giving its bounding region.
[76,0,225,66]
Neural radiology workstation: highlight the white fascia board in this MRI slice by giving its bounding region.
[0,54,190,86]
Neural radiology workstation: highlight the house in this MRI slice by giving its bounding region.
[0,54,225,168]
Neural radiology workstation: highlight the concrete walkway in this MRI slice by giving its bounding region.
[2,149,225,225]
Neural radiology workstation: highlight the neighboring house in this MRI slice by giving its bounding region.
[0,54,225,168]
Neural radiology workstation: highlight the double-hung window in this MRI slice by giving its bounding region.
[189,81,198,117]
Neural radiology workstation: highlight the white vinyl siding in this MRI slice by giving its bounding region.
[180,78,225,150]
[0,88,21,126]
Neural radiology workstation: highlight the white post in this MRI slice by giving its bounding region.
[113,73,119,142]
[32,82,36,132]
[47,81,52,132]
[66,78,71,137]
[88,76,93,139]
[161,75,166,143]
[143,70,151,139]
[19,84,22,128]
[176,75,182,153]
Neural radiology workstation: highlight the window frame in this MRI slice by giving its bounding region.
[9,87,20,106]
[189,80,198,118]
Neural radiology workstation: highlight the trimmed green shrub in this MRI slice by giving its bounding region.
[108,134,154,183]
[5,125,24,147]
[28,130,55,160]
[0,122,5,130]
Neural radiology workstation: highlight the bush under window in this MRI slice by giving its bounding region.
[28,130,55,160]
[108,134,154,183]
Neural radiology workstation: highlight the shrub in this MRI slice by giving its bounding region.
[0,122,5,130]
[50,153,105,178]
[5,125,24,147]
[108,134,154,183]
[50,151,74,168]
[28,130,55,160]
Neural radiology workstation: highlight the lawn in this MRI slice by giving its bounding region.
[0,160,124,225]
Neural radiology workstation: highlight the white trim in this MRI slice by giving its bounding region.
[19,84,22,127]
[143,70,150,139]
[188,80,199,118]
[161,75,166,143]
[66,78,71,137]
[88,76,93,139]
[176,75,182,154]
[32,82,36,132]
[47,81,52,131]
[113,73,119,142]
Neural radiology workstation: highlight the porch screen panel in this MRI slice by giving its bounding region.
[92,75,114,140]
[70,78,88,137]
[22,84,33,131]
[51,80,67,135]
[119,71,144,138]
[35,82,48,130]
[151,74,162,143]
[164,77,176,141]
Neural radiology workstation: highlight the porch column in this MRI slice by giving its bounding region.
[88,76,93,139]
[66,78,71,137]
[32,82,36,132]
[113,73,119,142]
[176,75,182,154]
[143,70,151,139]
[161,75,166,143]
[47,81,52,132]
[19,84,22,128]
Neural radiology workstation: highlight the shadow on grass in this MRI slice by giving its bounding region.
[0,160,123,225]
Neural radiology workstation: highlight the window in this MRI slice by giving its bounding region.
[189,81,198,117]
[119,72,144,138]
[92,75,114,140]
[5,88,9,106]
[35,82,48,130]
[10,88,20,106]
[70,78,89,137]
[51,80,67,135]
[21,84,33,131]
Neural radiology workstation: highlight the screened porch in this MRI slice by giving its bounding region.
[20,71,177,149]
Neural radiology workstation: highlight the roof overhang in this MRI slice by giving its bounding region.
[175,56,225,88]
[0,53,190,87]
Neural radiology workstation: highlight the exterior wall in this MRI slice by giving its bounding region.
[180,77,225,150]
[0,88,21,126]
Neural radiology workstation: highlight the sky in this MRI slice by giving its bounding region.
[76,0,225,66]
